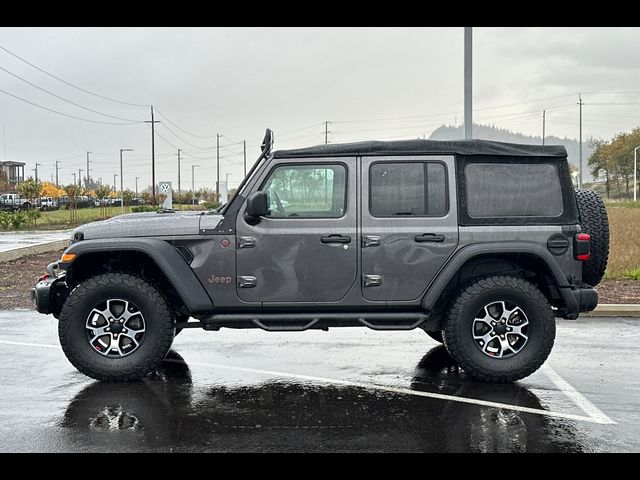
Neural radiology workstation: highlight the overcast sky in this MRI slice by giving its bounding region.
[0,27,639,191]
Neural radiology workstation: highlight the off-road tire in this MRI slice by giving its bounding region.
[575,189,609,286]
[58,273,175,382]
[425,330,444,343]
[443,275,555,383]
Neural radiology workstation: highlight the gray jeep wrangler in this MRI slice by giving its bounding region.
[32,130,609,383]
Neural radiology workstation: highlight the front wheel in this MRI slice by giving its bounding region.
[443,275,555,383]
[58,273,175,382]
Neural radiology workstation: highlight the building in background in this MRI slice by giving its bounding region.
[0,161,25,192]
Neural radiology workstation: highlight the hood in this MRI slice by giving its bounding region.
[72,210,223,241]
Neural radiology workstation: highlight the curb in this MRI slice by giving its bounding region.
[0,239,68,263]
[584,304,640,317]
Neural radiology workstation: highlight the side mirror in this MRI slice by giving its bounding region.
[245,191,270,223]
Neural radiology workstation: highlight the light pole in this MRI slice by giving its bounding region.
[135,176,139,197]
[192,164,200,206]
[120,148,133,213]
[634,145,639,202]
[464,26,472,139]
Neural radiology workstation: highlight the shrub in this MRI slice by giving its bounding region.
[0,211,11,230]
[9,211,27,230]
[131,205,157,213]
[202,201,220,210]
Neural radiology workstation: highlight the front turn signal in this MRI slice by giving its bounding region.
[60,253,77,263]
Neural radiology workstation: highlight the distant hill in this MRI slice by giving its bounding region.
[429,123,593,181]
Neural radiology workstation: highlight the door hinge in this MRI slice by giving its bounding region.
[362,235,382,248]
[237,276,257,288]
[238,236,256,248]
[363,275,383,287]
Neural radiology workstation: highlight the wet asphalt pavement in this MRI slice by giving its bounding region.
[0,310,638,452]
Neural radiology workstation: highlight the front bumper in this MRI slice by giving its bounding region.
[31,273,68,316]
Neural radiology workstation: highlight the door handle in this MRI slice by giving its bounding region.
[321,234,351,244]
[414,233,445,243]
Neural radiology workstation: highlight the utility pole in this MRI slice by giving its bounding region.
[216,133,220,199]
[86,151,91,188]
[542,110,546,146]
[578,93,584,188]
[113,174,117,193]
[464,27,473,140]
[325,122,329,144]
[135,177,139,197]
[145,106,161,203]
[120,148,133,213]
[78,169,83,188]
[54,160,59,187]
[72,172,76,185]
[192,164,200,206]
[34,163,41,183]
[243,140,247,177]
[2,123,5,160]
[177,148,182,198]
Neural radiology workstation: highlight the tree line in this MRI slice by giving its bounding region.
[588,127,640,200]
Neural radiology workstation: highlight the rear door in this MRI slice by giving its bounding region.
[360,156,458,302]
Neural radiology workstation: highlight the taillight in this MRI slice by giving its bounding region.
[38,274,49,282]
[574,233,591,261]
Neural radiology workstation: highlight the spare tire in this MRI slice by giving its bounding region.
[575,189,609,286]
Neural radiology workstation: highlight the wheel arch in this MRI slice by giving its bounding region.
[422,242,575,325]
[63,238,213,314]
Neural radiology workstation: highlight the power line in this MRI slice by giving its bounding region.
[158,122,219,150]
[0,45,150,107]
[153,107,218,139]
[0,64,144,123]
[0,87,141,125]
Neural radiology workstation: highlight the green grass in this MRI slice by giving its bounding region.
[35,207,119,229]
[35,205,203,229]
[620,268,640,281]
[605,200,640,209]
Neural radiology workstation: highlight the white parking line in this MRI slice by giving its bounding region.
[0,339,59,349]
[541,364,615,425]
[0,338,615,425]
[179,359,614,425]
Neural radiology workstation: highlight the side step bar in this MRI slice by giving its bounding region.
[193,312,432,332]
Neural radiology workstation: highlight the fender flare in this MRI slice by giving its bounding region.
[421,241,575,311]
[63,238,213,312]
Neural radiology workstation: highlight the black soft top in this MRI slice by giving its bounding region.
[272,139,567,159]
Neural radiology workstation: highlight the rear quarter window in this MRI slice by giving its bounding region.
[465,163,563,218]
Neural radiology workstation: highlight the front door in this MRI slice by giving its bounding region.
[360,155,459,302]
[236,157,358,304]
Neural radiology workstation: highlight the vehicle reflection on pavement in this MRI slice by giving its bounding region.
[60,347,583,452]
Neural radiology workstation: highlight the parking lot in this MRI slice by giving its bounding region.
[0,310,637,452]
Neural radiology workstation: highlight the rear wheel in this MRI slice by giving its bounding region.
[58,273,175,382]
[443,275,555,383]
